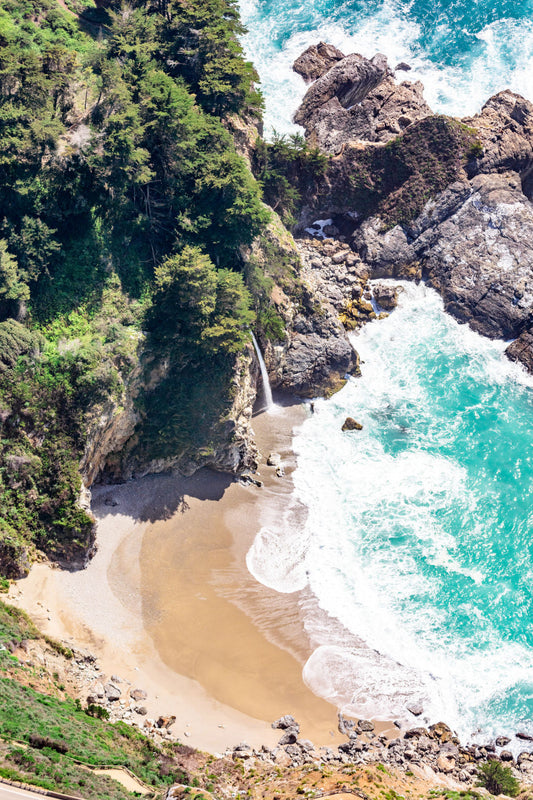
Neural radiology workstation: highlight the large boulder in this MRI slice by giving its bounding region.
[465,91,533,191]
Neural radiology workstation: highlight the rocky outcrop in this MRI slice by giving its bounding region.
[465,91,533,191]
[245,212,359,398]
[293,42,345,82]
[352,172,533,342]
[293,49,431,152]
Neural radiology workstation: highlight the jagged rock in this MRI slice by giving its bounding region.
[275,465,285,477]
[272,715,300,732]
[437,754,456,773]
[295,53,388,130]
[429,723,457,744]
[104,683,121,701]
[404,728,429,739]
[465,91,533,189]
[342,417,363,431]
[407,703,424,717]
[358,719,374,732]
[91,681,105,699]
[338,712,357,735]
[373,284,399,311]
[278,728,299,745]
[506,330,533,373]
[351,172,533,347]
[395,62,412,71]
[130,688,147,701]
[293,42,345,82]
[294,47,431,153]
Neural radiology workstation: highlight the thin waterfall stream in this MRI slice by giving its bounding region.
[251,332,275,411]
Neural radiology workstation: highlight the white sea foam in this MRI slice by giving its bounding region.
[239,1,533,136]
[246,281,533,742]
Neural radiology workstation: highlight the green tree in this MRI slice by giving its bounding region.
[477,760,520,796]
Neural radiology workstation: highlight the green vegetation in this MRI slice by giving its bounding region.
[0,600,39,644]
[0,0,282,576]
[477,760,520,797]
[253,132,329,226]
[341,116,482,228]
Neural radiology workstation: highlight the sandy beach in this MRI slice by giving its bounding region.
[8,395,354,754]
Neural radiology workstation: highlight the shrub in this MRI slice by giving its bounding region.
[477,760,520,796]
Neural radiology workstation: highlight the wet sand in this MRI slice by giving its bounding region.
[9,397,351,753]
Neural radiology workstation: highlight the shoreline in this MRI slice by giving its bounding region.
[7,394,359,754]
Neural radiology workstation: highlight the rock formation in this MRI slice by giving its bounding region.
[293,51,431,152]
[291,43,533,373]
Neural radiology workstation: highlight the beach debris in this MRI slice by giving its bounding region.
[239,473,263,488]
[267,452,281,467]
[130,688,148,701]
[407,703,424,717]
[342,417,363,431]
[272,715,300,733]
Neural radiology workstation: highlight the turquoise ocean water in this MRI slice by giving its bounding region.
[247,284,533,742]
[240,0,533,134]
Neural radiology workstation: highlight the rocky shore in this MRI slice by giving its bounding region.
[286,43,533,380]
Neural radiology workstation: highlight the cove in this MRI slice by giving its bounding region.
[248,281,533,744]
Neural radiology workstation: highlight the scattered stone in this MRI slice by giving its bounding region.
[437,754,456,773]
[500,750,514,762]
[495,736,511,747]
[104,683,121,701]
[129,688,147,701]
[407,703,424,717]
[357,719,374,732]
[279,728,298,746]
[516,732,533,741]
[272,715,300,732]
[395,62,412,71]
[267,452,282,467]
[156,715,176,729]
[275,466,285,478]
[404,728,429,739]
[342,417,363,432]
[135,706,148,715]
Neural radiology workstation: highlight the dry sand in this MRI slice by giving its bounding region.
[8,396,355,753]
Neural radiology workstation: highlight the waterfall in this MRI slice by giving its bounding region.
[251,332,275,411]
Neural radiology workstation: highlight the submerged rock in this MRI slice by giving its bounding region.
[342,417,363,431]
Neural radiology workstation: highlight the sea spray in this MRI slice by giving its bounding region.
[239,0,533,135]
[251,331,275,411]
[247,281,533,743]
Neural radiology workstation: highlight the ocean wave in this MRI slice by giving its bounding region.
[246,281,533,741]
[239,0,533,135]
